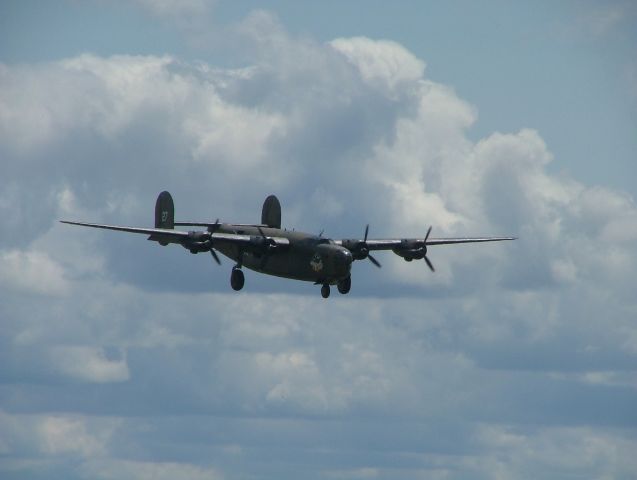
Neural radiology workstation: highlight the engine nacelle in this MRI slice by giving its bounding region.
[340,239,369,260]
[183,231,211,254]
[250,235,277,255]
[185,241,210,254]
[393,240,426,261]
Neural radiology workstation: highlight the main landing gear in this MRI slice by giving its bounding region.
[230,267,244,291]
[320,276,351,298]
[230,251,245,291]
[337,275,351,295]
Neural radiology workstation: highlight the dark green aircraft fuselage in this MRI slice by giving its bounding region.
[211,225,353,285]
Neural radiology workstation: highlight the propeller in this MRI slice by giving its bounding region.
[210,248,221,265]
[355,224,381,268]
[423,225,435,272]
[207,219,221,265]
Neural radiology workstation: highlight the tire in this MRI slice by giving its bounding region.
[337,276,351,294]
[230,268,245,291]
[321,284,330,298]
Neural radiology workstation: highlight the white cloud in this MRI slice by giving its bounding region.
[49,346,130,383]
[331,37,425,93]
[80,459,222,480]
[38,417,108,457]
[0,411,116,459]
[471,425,637,479]
[1,11,636,480]
[0,249,69,295]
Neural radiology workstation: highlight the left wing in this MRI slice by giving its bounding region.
[336,226,515,271]
[360,236,517,248]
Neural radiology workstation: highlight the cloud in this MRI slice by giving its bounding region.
[49,346,130,383]
[330,37,425,93]
[1,9,636,480]
[37,417,108,457]
[80,459,222,480]
[0,249,69,296]
[470,425,637,479]
[0,411,116,459]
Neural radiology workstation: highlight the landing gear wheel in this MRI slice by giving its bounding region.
[321,284,330,298]
[230,268,245,291]
[337,275,351,294]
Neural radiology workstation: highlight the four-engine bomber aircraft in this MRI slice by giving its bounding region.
[61,192,515,298]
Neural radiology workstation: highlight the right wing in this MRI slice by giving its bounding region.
[61,220,190,245]
[59,221,290,250]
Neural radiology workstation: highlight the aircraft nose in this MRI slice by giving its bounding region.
[341,248,353,269]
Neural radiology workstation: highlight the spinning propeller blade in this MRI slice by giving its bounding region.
[368,254,381,268]
[424,225,434,272]
[424,255,435,272]
[208,219,221,264]
[363,224,381,268]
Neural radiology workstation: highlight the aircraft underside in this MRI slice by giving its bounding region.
[215,245,352,298]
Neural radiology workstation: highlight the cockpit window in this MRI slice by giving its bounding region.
[317,238,334,245]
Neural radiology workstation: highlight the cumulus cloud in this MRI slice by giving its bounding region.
[0,249,69,295]
[37,416,108,457]
[49,346,130,383]
[1,9,636,480]
[80,459,222,480]
[0,412,116,460]
[330,37,425,93]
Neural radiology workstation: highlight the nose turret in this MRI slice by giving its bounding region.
[342,248,353,265]
[315,243,353,278]
[336,246,353,273]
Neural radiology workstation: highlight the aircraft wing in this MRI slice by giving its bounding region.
[336,231,515,270]
[59,221,290,249]
[363,236,516,249]
[60,220,191,240]
[336,236,516,250]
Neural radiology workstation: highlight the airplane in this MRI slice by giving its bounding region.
[61,192,515,298]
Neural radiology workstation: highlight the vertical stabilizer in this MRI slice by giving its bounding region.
[155,191,175,229]
[261,195,281,229]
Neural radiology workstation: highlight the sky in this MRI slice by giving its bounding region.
[1,1,636,479]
